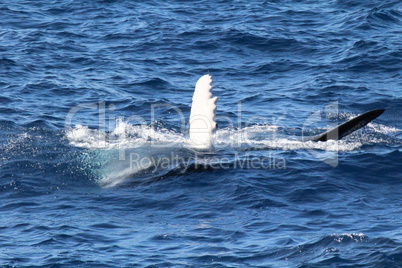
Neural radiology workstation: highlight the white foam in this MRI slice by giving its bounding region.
[66,119,373,153]
[66,120,186,150]
[257,138,362,151]
[367,122,400,134]
[66,125,108,149]
[2,132,31,152]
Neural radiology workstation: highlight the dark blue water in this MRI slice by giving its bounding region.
[1,1,402,267]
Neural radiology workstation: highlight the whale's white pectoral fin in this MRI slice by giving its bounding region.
[189,75,217,149]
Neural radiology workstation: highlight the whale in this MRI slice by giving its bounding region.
[189,75,218,149]
[68,75,386,188]
[306,109,385,142]
[188,75,385,148]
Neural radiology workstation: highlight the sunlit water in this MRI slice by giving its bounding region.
[1,1,401,267]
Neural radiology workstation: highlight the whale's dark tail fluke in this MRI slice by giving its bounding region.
[307,109,385,142]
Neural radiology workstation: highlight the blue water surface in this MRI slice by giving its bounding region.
[1,0,402,267]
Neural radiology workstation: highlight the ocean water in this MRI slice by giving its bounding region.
[1,0,402,267]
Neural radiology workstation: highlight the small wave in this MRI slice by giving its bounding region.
[284,233,402,266]
[254,60,312,74]
[129,77,172,90]
[0,107,17,115]
[0,119,17,129]
[0,57,17,66]
[222,29,313,54]
[367,8,402,25]
[0,96,13,104]
[23,119,55,129]
[290,233,368,255]
[337,6,401,31]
